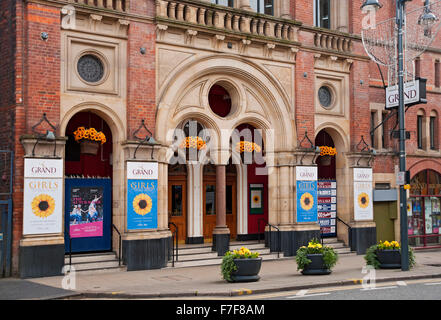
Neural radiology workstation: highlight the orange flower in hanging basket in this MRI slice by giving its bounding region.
[319,146,337,156]
[179,136,206,150]
[235,141,262,153]
[73,127,107,145]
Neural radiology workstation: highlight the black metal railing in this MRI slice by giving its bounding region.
[257,218,281,258]
[112,224,122,266]
[168,222,178,267]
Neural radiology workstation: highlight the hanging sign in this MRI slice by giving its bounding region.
[353,168,373,221]
[296,167,318,223]
[385,78,427,109]
[127,162,158,230]
[23,158,63,235]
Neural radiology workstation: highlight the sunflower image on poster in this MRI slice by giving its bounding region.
[31,194,55,218]
[300,192,314,211]
[133,194,153,216]
[357,192,369,209]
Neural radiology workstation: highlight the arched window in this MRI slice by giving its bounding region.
[409,170,441,248]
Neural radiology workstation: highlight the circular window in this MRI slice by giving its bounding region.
[77,54,105,84]
[318,86,333,109]
[209,84,232,118]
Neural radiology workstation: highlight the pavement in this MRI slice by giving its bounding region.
[1,249,441,300]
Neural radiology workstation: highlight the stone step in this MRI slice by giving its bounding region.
[64,252,124,273]
[64,252,118,264]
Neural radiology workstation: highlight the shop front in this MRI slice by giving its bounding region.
[408,169,441,249]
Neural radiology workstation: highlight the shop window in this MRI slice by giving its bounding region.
[409,170,441,248]
[249,0,274,15]
[314,0,331,29]
[211,0,234,7]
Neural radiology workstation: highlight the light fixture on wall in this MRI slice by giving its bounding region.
[31,113,58,157]
[40,32,49,41]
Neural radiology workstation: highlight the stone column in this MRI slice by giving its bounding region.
[212,165,230,256]
[280,0,291,19]
[238,0,252,11]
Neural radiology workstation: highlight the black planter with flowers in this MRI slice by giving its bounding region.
[221,247,262,283]
[376,249,401,269]
[296,238,338,276]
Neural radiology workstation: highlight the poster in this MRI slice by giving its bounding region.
[127,162,158,230]
[297,181,318,223]
[69,186,104,238]
[425,197,433,234]
[23,158,63,235]
[353,181,373,221]
[353,168,373,221]
[250,184,264,215]
[127,179,158,230]
[296,167,318,223]
[23,178,63,235]
[317,180,337,236]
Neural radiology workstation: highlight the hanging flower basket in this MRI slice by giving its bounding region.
[179,136,206,150]
[318,146,337,166]
[73,127,107,156]
[80,140,100,156]
[235,141,262,153]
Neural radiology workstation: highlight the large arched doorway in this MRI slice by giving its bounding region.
[409,169,441,248]
[315,129,337,237]
[64,111,113,253]
[233,123,267,238]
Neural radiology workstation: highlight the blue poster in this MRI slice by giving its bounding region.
[127,179,158,230]
[297,181,318,223]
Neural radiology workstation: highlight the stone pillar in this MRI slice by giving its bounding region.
[212,165,230,256]
[238,0,252,11]
[280,0,291,19]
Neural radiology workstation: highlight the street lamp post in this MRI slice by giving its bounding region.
[361,0,412,271]
[362,0,439,271]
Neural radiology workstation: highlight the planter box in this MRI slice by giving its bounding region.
[301,254,331,275]
[376,249,401,269]
[229,258,262,283]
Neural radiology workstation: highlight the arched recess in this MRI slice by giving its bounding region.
[156,54,296,153]
[60,102,126,252]
[314,123,350,241]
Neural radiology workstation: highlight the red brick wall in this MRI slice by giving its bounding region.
[127,0,156,138]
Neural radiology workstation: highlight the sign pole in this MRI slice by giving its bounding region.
[397,0,409,271]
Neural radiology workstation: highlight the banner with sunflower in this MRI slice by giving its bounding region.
[23,178,63,235]
[353,168,373,221]
[126,162,159,230]
[23,159,63,235]
[297,181,318,223]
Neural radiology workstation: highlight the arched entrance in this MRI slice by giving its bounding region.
[315,129,337,237]
[409,169,441,248]
[64,111,113,253]
[233,123,268,237]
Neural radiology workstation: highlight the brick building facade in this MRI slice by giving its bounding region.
[0,0,440,278]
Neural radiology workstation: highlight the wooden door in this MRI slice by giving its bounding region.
[168,177,187,243]
[203,177,217,241]
[203,175,237,240]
